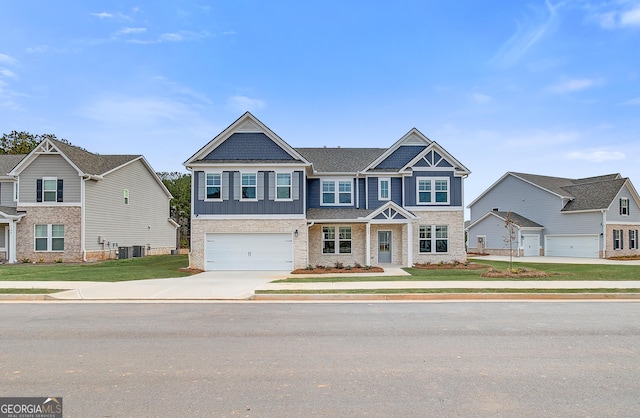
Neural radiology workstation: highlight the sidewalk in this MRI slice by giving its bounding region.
[1,258,639,301]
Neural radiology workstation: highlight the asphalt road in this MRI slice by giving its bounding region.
[1,302,639,417]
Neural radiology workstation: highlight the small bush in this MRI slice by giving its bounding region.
[334,261,344,269]
[364,265,371,270]
[306,265,314,270]
[21,258,30,264]
[55,259,63,263]
[315,265,325,270]
[345,265,352,270]
[354,262,362,269]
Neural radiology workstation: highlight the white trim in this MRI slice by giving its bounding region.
[378,177,391,201]
[240,172,258,202]
[406,206,464,212]
[320,178,354,206]
[19,202,81,207]
[415,177,450,205]
[194,214,307,220]
[204,172,223,202]
[275,171,294,201]
[362,128,433,172]
[605,221,640,226]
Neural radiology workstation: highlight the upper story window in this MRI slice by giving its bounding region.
[124,189,129,205]
[241,173,257,200]
[206,173,222,200]
[321,179,352,206]
[417,177,449,205]
[276,173,292,200]
[36,177,63,203]
[620,198,630,216]
[378,178,390,201]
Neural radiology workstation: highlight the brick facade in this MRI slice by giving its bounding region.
[606,224,640,257]
[16,206,82,262]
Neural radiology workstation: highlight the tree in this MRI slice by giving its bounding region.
[0,131,79,154]
[503,211,517,271]
[157,172,191,248]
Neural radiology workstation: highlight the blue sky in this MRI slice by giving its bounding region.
[1,1,639,212]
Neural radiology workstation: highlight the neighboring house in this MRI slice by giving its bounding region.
[0,138,178,263]
[183,112,470,271]
[466,172,640,258]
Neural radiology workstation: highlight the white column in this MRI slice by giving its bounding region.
[366,223,371,266]
[407,222,413,267]
[8,220,17,264]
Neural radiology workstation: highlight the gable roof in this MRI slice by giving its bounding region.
[0,154,27,178]
[466,210,544,230]
[295,147,386,173]
[469,171,632,212]
[183,112,309,166]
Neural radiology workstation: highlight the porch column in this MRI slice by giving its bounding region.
[407,222,413,267]
[365,223,371,266]
[8,220,17,264]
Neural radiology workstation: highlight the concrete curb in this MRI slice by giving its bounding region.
[253,293,640,301]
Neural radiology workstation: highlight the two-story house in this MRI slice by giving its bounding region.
[0,138,178,263]
[466,172,640,258]
[184,112,470,271]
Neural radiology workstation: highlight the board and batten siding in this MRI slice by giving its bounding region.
[0,181,16,207]
[404,171,463,207]
[84,159,175,251]
[18,154,81,203]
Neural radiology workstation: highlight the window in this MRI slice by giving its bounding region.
[124,189,129,205]
[321,180,352,206]
[206,173,222,200]
[241,173,257,199]
[613,229,623,250]
[417,177,449,204]
[322,226,352,254]
[36,178,63,203]
[630,230,639,250]
[378,178,390,201]
[419,225,448,253]
[620,198,630,216]
[276,173,292,200]
[35,224,64,252]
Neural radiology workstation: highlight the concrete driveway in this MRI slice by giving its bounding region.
[50,271,290,300]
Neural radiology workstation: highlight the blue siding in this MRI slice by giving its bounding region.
[194,170,304,215]
[204,133,295,161]
[375,146,425,169]
[358,178,366,209]
[306,178,357,209]
[404,171,462,207]
[366,177,403,209]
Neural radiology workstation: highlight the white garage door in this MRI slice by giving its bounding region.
[545,235,599,258]
[205,233,293,271]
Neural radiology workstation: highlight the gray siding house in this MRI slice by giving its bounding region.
[467,172,640,258]
[0,138,178,263]
[184,112,470,271]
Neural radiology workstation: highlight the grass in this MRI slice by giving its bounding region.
[0,288,64,294]
[273,260,640,283]
[0,255,190,282]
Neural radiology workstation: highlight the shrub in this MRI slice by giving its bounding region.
[306,265,314,270]
[354,262,362,269]
[21,258,30,263]
[334,261,344,269]
[345,265,352,270]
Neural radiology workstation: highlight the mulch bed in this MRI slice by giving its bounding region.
[481,268,549,279]
[292,266,384,274]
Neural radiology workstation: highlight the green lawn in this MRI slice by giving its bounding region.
[0,255,191,282]
[0,288,64,294]
[275,260,640,283]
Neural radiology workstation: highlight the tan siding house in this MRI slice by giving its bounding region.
[0,138,177,263]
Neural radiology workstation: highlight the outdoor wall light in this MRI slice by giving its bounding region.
[294,229,299,237]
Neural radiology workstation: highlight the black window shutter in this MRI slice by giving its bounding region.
[621,230,624,250]
[36,179,42,202]
[57,179,63,202]
[620,198,623,215]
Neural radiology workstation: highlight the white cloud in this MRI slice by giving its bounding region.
[0,53,17,65]
[117,27,147,35]
[90,11,131,21]
[226,95,266,112]
[621,97,640,105]
[471,92,493,104]
[621,7,640,26]
[566,150,625,162]
[505,130,579,149]
[547,78,598,94]
[0,69,17,78]
[490,0,560,67]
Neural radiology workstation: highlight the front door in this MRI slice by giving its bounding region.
[378,231,392,263]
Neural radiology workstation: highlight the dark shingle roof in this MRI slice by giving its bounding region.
[510,172,627,212]
[0,154,27,175]
[0,206,24,216]
[295,148,386,173]
[492,211,544,228]
[51,140,140,176]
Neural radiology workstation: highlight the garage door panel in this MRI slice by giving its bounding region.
[206,233,292,270]
[545,235,599,258]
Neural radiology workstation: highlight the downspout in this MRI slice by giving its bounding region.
[81,176,86,261]
[602,210,607,259]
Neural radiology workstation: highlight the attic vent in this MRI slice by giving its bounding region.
[492,208,499,212]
